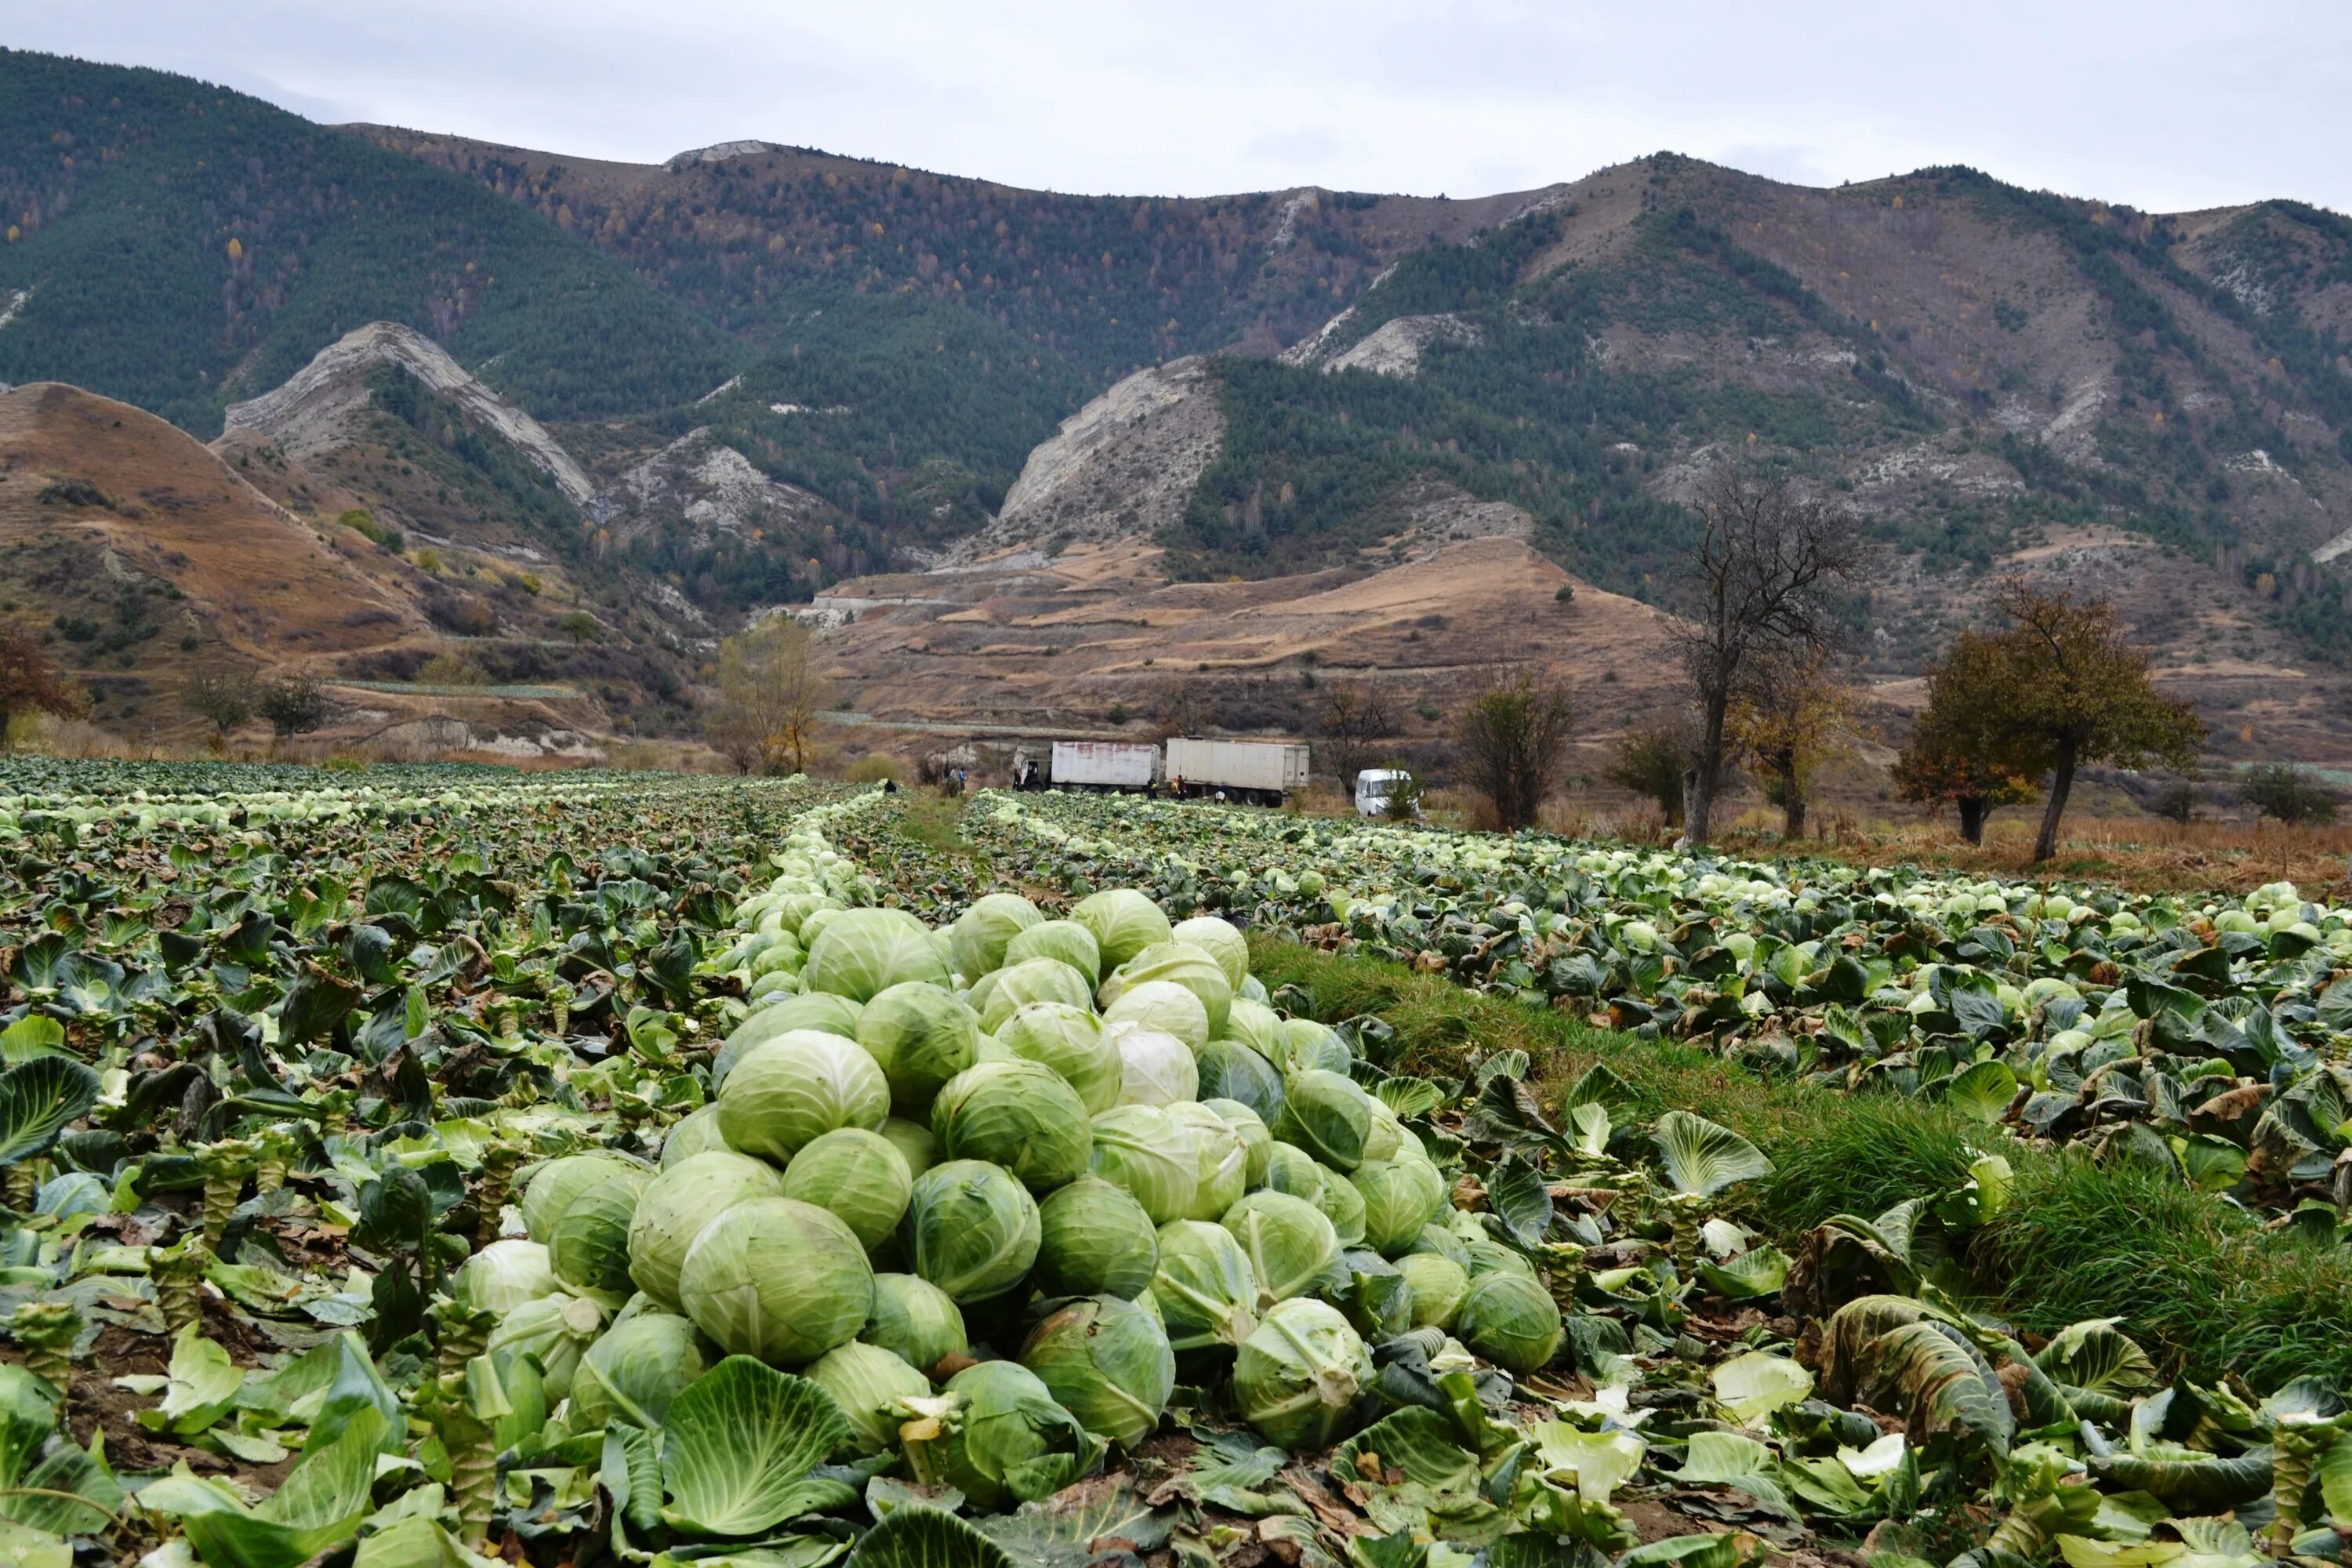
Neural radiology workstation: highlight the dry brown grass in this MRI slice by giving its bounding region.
[1722,812,2352,895]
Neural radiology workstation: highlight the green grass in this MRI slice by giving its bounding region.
[1248,933,2352,1392]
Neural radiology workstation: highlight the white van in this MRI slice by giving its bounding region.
[1354,769,1417,818]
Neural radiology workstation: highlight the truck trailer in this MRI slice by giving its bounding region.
[1163,738,1311,806]
[1046,740,1160,793]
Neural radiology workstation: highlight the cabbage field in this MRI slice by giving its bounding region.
[972,793,2352,1227]
[0,763,2347,1568]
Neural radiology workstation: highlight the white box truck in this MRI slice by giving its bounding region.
[1163,739,1310,806]
[1048,740,1160,793]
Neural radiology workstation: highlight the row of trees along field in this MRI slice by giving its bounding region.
[1325,463,2331,862]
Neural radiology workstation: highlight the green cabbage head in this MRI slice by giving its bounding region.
[950,894,1043,980]
[808,1340,934,1453]
[627,1150,786,1311]
[805,908,952,1000]
[569,1310,710,1430]
[902,1160,1042,1303]
[865,1272,969,1375]
[903,1360,1105,1511]
[781,1127,913,1250]
[856,982,979,1111]
[1033,1178,1160,1299]
[1232,1298,1372,1450]
[676,1196,873,1363]
[1087,1105,1200,1225]
[1071,890,1173,971]
[717,1029,891,1161]
[996,1002,1122,1113]
[1019,1294,1176,1446]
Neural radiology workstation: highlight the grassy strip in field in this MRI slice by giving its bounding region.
[1248,931,2352,1392]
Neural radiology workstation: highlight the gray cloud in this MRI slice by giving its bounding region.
[5,0,2344,212]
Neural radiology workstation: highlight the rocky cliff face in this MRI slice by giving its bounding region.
[590,427,831,550]
[942,357,1225,566]
[223,322,595,506]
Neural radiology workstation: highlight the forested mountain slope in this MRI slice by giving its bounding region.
[0,50,733,432]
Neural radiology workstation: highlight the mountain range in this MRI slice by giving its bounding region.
[3,48,2349,768]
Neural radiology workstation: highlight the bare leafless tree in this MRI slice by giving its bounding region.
[1670,464,1865,844]
[1454,667,1574,830]
[1317,681,1397,786]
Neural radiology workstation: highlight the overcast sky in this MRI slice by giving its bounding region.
[9,1,2346,212]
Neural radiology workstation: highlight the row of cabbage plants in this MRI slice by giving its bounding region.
[968,793,2352,1230]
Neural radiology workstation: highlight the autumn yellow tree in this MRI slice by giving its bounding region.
[1727,645,1850,839]
[0,627,85,746]
[708,616,829,775]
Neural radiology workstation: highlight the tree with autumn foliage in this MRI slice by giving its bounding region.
[1893,630,2038,846]
[1727,645,1850,840]
[0,626,85,746]
[708,615,829,775]
[1896,583,2202,862]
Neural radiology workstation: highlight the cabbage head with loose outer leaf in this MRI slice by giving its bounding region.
[977,958,1097,1033]
[1087,1105,1200,1225]
[1220,998,1283,1059]
[1102,942,1232,1037]
[931,1061,1093,1192]
[455,1239,557,1316]
[1454,1269,1564,1374]
[806,908,951,1001]
[568,1310,710,1430]
[996,1002,1122,1113]
[487,1291,604,1400]
[1151,1219,1258,1354]
[1312,1161,1367,1248]
[905,1360,1105,1510]
[865,1272,969,1375]
[902,1159,1042,1303]
[1220,1191,1340,1308]
[1113,1025,1200,1107]
[1203,1098,1273,1187]
[717,1029,891,1161]
[1274,1019,1354,1076]
[1102,982,1210,1054]
[857,982,979,1112]
[627,1150,786,1310]
[714,992,864,1088]
[676,1196,874,1363]
[1351,1157,1447,1257]
[1275,1069,1374,1171]
[1019,1294,1176,1446]
[1233,1298,1373,1450]
[1034,1178,1160,1299]
[1166,1103,1248,1220]
[808,1340,935,1453]
[521,1151,649,1244]
[1171,916,1248,991]
[781,1127,913,1250]
[1196,1040,1285,1125]
[1398,1253,1469,1329]
[552,1167,649,1305]
[1004,919,1102,985]
[950,893,1044,981]
[1071,889,1173,971]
